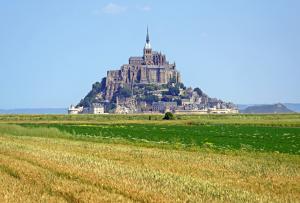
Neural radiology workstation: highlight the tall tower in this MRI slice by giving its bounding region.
[143,26,153,65]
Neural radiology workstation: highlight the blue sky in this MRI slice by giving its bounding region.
[0,0,299,108]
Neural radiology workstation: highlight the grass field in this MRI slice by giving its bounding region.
[1,113,300,126]
[0,114,299,202]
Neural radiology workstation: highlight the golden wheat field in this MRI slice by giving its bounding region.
[0,122,299,203]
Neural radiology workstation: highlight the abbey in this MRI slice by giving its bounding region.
[70,27,238,114]
[105,27,181,100]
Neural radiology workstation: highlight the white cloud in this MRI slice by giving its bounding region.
[137,5,151,12]
[102,3,127,14]
[94,3,151,16]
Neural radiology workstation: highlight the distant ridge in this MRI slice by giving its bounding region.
[241,103,294,114]
[238,103,300,113]
[0,108,67,115]
[284,103,300,113]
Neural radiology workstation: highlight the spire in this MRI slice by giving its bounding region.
[146,26,150,43]
[144,26,151,49]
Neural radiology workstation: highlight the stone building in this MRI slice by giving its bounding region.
[68,105,83,114]
[105,27,181,100]
[90,103,104,114]
[152,101,177,113]
[68,103,104,114]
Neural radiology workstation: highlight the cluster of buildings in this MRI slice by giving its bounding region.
[68,103,105,115]
[69,99,238,115]
[68,28,238,115]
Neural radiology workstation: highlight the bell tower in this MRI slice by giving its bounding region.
[143,26,153,65]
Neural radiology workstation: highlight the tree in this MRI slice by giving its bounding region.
[144,84,157,92]
[163,112,175,120]
[168,86,180,96]
[194,87,203,96]
[144,95,159,104]
[178,83,186,90]
[174,99,182,106]
[77,81,105,107]
[118,86,132,98]
[168,76,177,85]
[161,96,173,102]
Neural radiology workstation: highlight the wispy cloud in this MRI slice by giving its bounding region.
[95,3,151,15]
[136,5,151,12]
[102,3,127,15]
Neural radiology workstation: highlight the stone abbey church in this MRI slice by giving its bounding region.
[105,28,181,100]
[69,27,238,114]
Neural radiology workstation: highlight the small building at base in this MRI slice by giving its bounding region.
[68,105,83,114]
[152,101,177,113]
[68,103,105,114]
[90,103,105,114]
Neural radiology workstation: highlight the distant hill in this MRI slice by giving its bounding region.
[237,104,249,110]
[0,108,67,114]
[284,103,300,113]
[241,103,294,114]
[238,103,300,113]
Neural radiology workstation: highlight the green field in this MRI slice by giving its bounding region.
[20,123,300,154]
[0,114,299,202]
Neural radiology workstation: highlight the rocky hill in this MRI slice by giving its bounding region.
[241,103,294,114]
[73,28,237,114]
[76,76,235,113]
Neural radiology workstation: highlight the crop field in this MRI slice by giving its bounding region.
[0,114,299,202]
[20,123,300,154]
